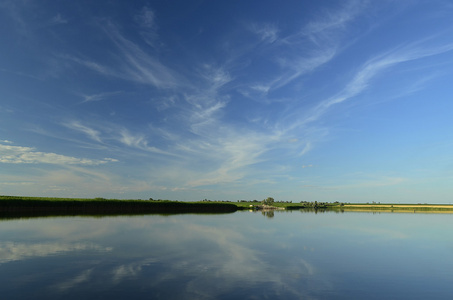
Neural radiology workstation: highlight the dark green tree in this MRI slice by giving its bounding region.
[262,197,275,206]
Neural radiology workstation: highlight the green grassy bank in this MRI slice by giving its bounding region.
[0,196,238,215]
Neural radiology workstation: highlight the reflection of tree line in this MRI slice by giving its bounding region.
[256,207,334,218]
[262,210,274,218]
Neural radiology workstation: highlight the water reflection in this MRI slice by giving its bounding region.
[0,212,453,299]
[0,241,111,263]
[262,210,274,218]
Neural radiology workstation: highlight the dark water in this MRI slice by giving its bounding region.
[1,210,453,299]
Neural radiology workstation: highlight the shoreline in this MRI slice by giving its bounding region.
[340,204,453,211]
[343,204,453,208]
[2,196,453,216]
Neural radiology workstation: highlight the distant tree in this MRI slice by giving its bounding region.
[262,197,275,206]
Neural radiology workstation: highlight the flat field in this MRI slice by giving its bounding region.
[339,203,453,213]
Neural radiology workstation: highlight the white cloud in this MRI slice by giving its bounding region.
[249,23,279,43]
[183,130,276,187]
[256,1,368,93]
[302,0,367,42]
[293,39,453,128]
[299,141,313,156]
[81,91,122,103]
[198,64,232,91]
[117,129,177,156]
[64,120,182,158]
[155,95,177,111]
[63,55,114,76]
[102,22,182,88]
[135,6,161,50]
[272,47,337,90]
[48,13,68,26]
[181,65,231,136]
[0,143,117,165]
[243,2,365,96]
[135,6,156,29]
[250,84,270,94]
[188,100,227,134]
[64,121,102,143]
[64,24,181,89]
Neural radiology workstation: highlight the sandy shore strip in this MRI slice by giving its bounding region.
[343,204,453,209]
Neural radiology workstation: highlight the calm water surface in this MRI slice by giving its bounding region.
[1,210,453,299]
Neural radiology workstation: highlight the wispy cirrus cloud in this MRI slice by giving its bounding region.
[64,55,116,77]
[64,121,102,142]
[102,22,183,88]
[239,4,449,171]
[186,98,227,135]
[166,63,278,186]
[57,2,377,191]
[63,20,183,89]
[305,39,453,124]
[199,64,232,90]
[248,23,279,43]
[134,6,159,48]
[80,91,122,103]
[180,64,231,135]
[47,13,68,26]
[178,127,280,187]
[274,1,368,87]
[271,47,336,91]
[114,128,181,157]
[135,6,156,29]
[301,0,368,43]
[273,33,453,136]
[244,1,368,96]
[63,120,179,158]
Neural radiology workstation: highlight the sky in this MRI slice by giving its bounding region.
[1,0,453,203]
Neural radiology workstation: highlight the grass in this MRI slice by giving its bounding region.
[0,196,238,215]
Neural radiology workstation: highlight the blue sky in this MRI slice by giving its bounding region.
[1,0,453,203]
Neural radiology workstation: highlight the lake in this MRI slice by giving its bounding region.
[1,210,453,299]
